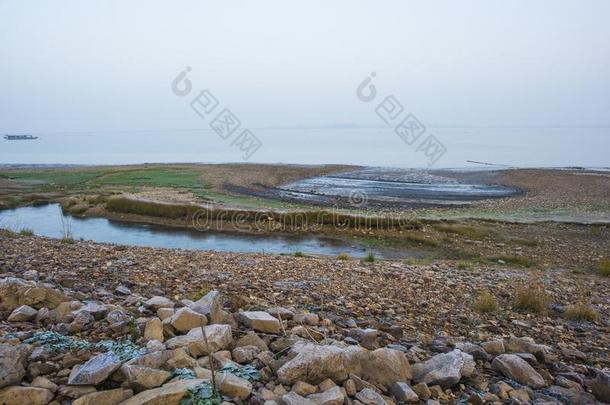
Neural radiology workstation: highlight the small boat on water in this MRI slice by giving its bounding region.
[4,134,39,140]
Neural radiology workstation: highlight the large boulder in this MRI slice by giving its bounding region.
[277,343,410,388]
[0,277,69,311]
[73,388,133,405]
[119,378,206,405]
[504,336,547,361]
[491,354,545,388]
[411,349,475,388]
[144,318,164,342]
[169,307,207,333]
[278,344,347,385]
[189,290,223,324]
[68,352,122,385]
[235,331,269,352]
[0,344,29,388]
[144,296,174,312]
[0,386,54,405]
[238,311,281,334]
[165,324,232,356]
[7,305,38,322]
[354,347,412,390]
[215,372,252,400]
[121,364,171,392]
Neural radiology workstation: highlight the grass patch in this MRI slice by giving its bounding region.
[93,168,209,190]
[337,252,351,260]
[19,228,34,236]
[488,255,536,268]
[404,257,435,266]
[510,237,539,247]
[597,259,610,277]
[402,232,440,247]
[363,252,376,263]
[105,197,422,230]
[472,291,499,313]
[432,223,494,240]
[456,261,473,271]
[564,304,600,322]
[513,283,549,313]
[294,251,305,258]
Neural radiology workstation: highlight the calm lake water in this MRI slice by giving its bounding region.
[0,204,377,257]
[1,127,609,168]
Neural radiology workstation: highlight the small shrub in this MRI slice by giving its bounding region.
[472,291,499,313]
[456,261,473,271]
[294,251,305,258]
[363,252,375,263]
[513,283,549,313]
[564,304,600,322]
[19,228,34,236]
[336,252,351,260]
[597,259,610,277]
[60,236,75,244]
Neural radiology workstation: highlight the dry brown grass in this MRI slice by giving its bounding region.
[564,304,600,322]
[513,282,550,313]
[472,291,499,313]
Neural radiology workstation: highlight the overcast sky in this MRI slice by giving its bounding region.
[1,1,609,166]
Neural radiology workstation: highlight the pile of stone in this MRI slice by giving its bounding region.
[0,276,608,405]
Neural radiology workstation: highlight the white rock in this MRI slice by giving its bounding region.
[411,349,475,389]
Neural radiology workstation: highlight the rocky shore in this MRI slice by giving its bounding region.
[0,235,609,404]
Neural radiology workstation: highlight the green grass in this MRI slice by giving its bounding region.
[363,252,376,263]
[456,261,473,271]
[597,259,610,277]
[404,257,435,266]
[0,170,107,188]
[105,197,422,230]
[294,251,305,257]
[432,223,494,240]
[19,228,34,236]
[337,252,351,260]
[93,169,209,190]
[0,168,210,195]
